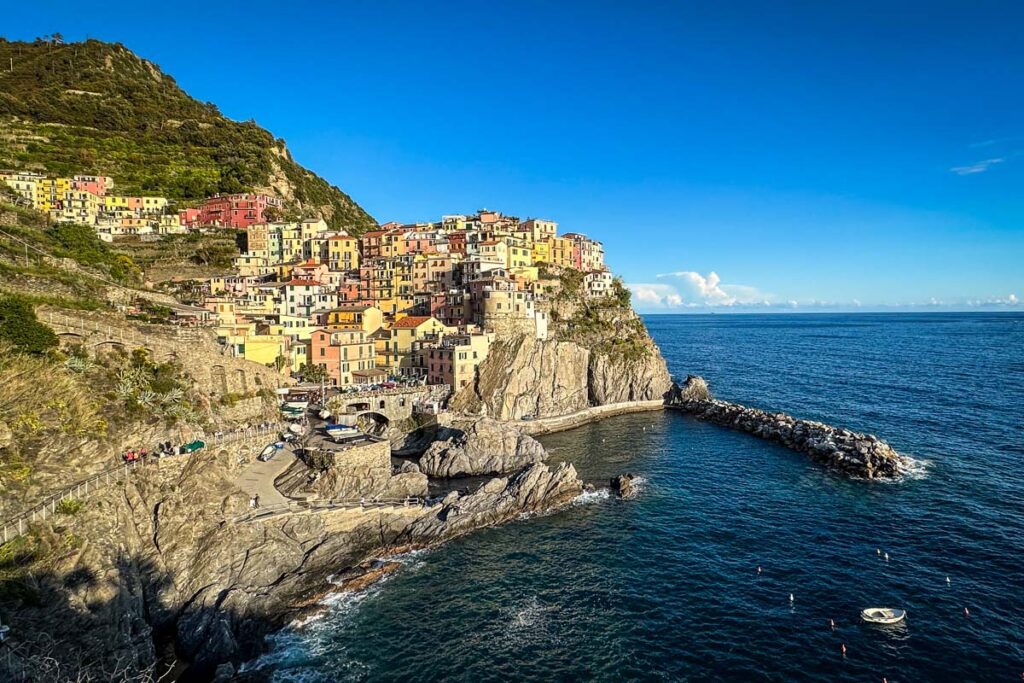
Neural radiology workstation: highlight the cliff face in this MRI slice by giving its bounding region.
[451,336,590,419]
[452,288,672,419]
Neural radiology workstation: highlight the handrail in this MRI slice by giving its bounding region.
[0,423,284,545]
[225,496,431,525]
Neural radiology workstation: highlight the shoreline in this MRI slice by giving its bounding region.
[510,400,666,436]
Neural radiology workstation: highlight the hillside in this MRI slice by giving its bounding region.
[0,37,377,233]
[0,198,283,518]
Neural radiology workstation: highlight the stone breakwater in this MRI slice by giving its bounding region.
[666,376,906,479]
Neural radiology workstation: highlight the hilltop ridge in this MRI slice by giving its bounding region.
[0,38,377,233]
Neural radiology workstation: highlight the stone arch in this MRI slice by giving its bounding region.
[235,368,248,393]
[92,339,127,352]
[347,401,371,413]
[210,365,228,395]
[356,411,390,435]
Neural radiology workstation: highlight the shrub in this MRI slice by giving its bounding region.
[0,294,58,354]
[56,498,84,515]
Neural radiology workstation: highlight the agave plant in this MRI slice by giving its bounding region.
[137,389,158,409]
[64,355,94,374]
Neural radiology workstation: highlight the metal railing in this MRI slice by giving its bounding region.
[225,496,431,525]
[0,423,283,545]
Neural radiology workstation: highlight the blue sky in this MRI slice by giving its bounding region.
[6,1,1024,312]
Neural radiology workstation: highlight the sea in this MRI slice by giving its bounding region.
[247,312,1024,682]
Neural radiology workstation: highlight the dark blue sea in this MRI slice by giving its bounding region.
[250,313,1024,682]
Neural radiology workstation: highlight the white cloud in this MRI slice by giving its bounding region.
[950,157,1004,175]
[627,271,773,309]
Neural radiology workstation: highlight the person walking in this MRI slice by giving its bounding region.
[254,493,261,509]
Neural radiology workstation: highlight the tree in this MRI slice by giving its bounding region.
[298,362,328,385]
[0,295,58,354]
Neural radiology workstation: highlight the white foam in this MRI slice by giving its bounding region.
[573,488,611,506]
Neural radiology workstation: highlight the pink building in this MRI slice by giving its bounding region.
[179,208,201,226]
[72,175,112,197]
[185,193,283,229]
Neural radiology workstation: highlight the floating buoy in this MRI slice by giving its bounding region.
[946,576,951,585]
[829,618,835,630]
[757,566,762,575]
[840,643,847,656]
[789,593,794,603]
[876,548,881,555]
[884,552,889,562]
[964,607,970,617]
[883,678,888,683]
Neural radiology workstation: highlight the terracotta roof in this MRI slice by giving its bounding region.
[286,279,321,286]
[391,316,433,329]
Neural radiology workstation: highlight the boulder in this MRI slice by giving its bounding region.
[419,417,548,477]
[610,473,638,499]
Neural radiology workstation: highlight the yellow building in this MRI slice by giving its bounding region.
[327,234,361,271]
[327,304,383,334]
[35,177,72,212]
[50,190,101,224]
[548,236,575,269]
[1,172,42,207]
[377,315,451,374]
[531,240,550,265]
[206,297,237,326]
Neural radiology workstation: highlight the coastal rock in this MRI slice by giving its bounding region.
[588,343,673,405]
[451,336,591,419]
[610,473,638,499]
[275,439,429,500]
[418,416,548,477]
[666,376,906,479]
[451,333,673,420]
[403,462,584,541]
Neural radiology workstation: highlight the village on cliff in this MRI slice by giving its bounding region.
[1,170,616,390]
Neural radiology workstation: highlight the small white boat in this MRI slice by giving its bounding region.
[288,423,304,435]
[860,607,906,624]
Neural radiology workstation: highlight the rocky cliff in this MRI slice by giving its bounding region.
[452,280,672,419]
[419,416,548,477]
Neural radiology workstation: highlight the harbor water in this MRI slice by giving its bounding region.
[250,312,1024,681]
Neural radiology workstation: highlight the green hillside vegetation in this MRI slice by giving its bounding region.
[0,199,141,308]
[0,37,377,233]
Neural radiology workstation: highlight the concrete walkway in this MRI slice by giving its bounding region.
[515,400,665,435]
[233,444,297,507]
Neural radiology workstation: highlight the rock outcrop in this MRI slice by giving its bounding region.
[667,376,907,479]
[452,334,672,420]
[451,336,591,419]
[403,462,584,541]
[275,439,428,500]
[610,473,639,499]
[419,416,547,477]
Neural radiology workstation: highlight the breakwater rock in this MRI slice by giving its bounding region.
[419,416,547,477]
[666,376,906,479]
